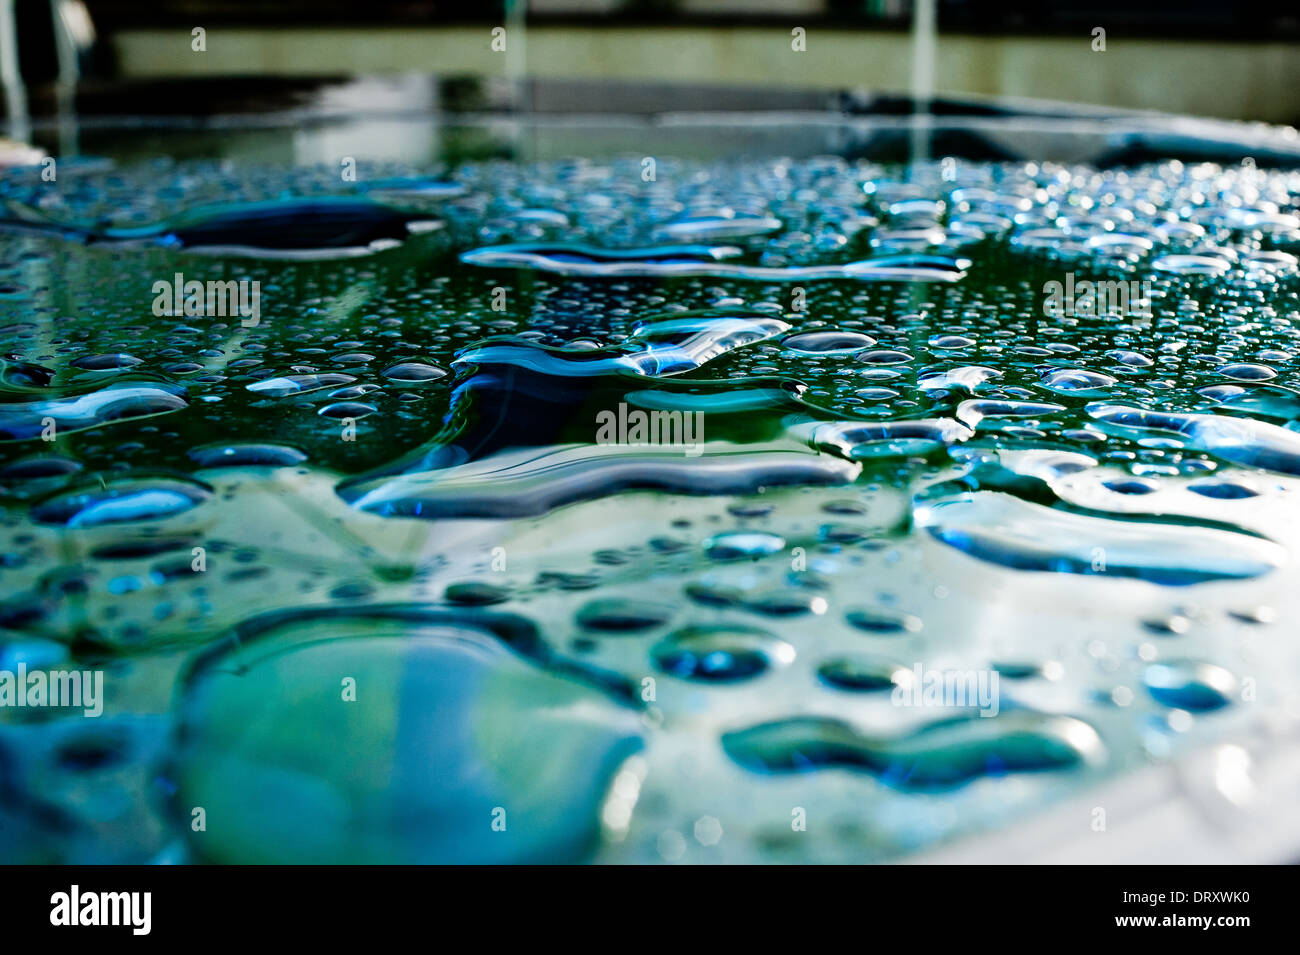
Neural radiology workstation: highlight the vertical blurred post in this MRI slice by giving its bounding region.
[0,0,28,144]
[909,0,935,173]
[50,0,82,155]
[505,0,530,159]
[908,0,938,332]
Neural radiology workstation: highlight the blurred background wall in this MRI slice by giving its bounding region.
[5,1,1300,125]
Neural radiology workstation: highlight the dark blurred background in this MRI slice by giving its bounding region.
[2,1,1298,129]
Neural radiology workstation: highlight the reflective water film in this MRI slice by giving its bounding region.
[1,154,1299,862]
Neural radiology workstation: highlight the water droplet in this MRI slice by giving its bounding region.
[652,625,792,682]
[1143,661,1237,711]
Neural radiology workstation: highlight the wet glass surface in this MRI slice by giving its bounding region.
[2,99,1299,862]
